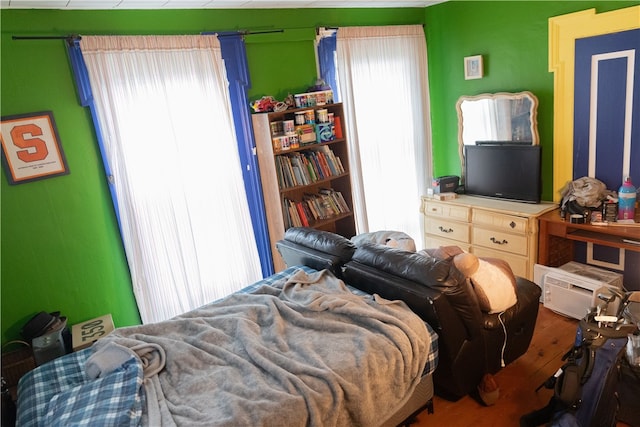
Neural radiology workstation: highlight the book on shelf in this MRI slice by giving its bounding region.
[320,145,344,174]
[318,149,337,176]
[319,188,350,213]
[278,156,294,188]
[275,156,285,188]
[285,198,302,227]
[291,164,304,187]
[335,156,345,174]
[305,198,320,220]
[303,156,318,182]
[294,201,310,227]
[282,199,292,228]
[276,146,347,190]
[316,151,332,178]
[303,193,324,220]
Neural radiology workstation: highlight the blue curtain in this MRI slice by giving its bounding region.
[66,35,274,277]
[66,39,123,229]
[317,32,339,101]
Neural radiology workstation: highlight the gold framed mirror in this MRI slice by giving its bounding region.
[456,91,539,178]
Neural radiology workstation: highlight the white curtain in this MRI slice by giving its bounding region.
[336,26,432,246]
[81,35,262,324]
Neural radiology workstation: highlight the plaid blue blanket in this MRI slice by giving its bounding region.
[16,349,143,427]
[16,266,438,426]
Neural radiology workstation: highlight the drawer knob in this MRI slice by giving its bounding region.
[490,237,508,245]
[438,226,453,233]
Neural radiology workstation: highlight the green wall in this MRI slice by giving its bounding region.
[0,7,427,344]
[425,0,639,196]
[1,1,636,344]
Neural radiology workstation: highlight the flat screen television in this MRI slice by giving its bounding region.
[464,144,541,203]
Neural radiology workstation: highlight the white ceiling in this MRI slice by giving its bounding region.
[1,0,447,9]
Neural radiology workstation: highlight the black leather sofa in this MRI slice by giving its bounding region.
[276,227,542,401]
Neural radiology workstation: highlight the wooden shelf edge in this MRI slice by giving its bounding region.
[567,229,640,252]
[279,172,350,194]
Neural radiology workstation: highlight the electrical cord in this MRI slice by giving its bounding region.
[498,311,507,368]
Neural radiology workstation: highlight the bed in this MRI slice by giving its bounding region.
[16,265,438,427]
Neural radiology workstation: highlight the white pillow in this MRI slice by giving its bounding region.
[470,259,517,313]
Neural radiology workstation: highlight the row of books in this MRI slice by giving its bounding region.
[283,189,350,228]
[276,145,345,190]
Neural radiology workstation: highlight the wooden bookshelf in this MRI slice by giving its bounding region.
[253,102,356,271]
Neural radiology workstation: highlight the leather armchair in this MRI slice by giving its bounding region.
[342,243,542,401]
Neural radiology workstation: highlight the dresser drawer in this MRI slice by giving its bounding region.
[472,227,528,256]
[472,210,529,234]
[424,234,471,252]
[425,217,470,243]
[472,246,529,279]
[423,201,471,222]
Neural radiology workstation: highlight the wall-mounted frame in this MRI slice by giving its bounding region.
[464,55,484,80]
[1,111,69,184]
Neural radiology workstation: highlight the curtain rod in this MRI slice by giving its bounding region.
[12,30,284,41]
[12,35,80,41]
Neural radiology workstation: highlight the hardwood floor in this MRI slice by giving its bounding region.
[412,304,630,427]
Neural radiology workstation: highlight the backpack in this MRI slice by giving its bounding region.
[521,317,633,427]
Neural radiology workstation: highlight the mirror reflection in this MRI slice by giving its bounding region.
[456,91,539,146]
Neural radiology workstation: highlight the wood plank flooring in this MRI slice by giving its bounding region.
[412,304,630,427]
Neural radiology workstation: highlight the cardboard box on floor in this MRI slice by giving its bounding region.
[71,314,115,351]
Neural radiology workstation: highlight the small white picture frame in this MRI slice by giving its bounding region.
[464,55,483,80]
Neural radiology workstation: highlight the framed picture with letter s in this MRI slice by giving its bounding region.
[0,111,70,184]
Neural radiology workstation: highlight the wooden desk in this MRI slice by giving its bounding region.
[538,209,640,267]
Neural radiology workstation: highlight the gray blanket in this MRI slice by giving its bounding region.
[92,269,430,427]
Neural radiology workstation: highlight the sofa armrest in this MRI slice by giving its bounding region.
[483,277,542,329]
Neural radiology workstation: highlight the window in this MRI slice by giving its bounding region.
[76,35,263,323]
[320,25,433,244]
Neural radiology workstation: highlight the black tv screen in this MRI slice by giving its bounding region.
[464,144,541,203]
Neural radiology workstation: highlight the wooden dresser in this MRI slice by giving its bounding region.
[421,195,557,280]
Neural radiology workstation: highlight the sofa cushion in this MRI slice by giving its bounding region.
[283,227,355,261]
[351,243,450,287]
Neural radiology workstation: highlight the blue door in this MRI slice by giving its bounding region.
[572,28,640,287]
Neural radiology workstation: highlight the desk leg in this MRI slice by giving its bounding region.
[538,220,550,266]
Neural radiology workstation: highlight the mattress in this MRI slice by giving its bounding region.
[17,265,438,426]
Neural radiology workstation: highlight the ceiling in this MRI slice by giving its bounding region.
[1,0,447,9]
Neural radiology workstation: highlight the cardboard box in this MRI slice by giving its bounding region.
[72,314,115,351]
[434,192,457,201]
[296,124,316,144]
[315,123,334,142]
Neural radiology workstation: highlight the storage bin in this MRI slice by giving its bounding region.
[1,340,36,389]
